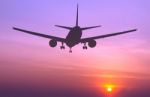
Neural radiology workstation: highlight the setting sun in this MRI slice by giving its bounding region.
[107,87,112,92]
[103,84,115,93]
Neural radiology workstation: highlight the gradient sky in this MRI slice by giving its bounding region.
[0,0,150,97]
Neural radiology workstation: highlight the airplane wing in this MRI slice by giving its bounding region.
[80,29,137,42]
[13,27,65,42]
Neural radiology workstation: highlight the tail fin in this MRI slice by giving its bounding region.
[81,25,101,30]
[76,4,79,26]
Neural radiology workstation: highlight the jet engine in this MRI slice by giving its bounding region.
[49,40,57,47]
[88,40,96,48]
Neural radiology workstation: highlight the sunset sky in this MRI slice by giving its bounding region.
[0,0,150,97]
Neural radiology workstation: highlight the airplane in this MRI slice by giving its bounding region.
[13,4,137,53]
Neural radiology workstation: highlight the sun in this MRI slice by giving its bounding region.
[103,84,114,93]
[107,87,112,92]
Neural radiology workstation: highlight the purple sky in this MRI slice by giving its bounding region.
[0,0,150,97]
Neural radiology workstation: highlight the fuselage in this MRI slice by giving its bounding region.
[65,26,82,48]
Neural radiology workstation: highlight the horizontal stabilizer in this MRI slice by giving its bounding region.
[81,25,101,30]
[55,25,72,30]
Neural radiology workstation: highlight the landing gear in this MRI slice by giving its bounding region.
[60,42,65,50]
[83,43,87,50]
[69,48,72,53]
[83,46,87,49]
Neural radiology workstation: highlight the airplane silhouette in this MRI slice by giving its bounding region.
[13,4,137,53]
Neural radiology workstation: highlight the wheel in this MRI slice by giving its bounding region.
[83,46,85,49]
[69,48,72,53]
[60,46,65,49]
[85,46,87,49]
[69,50,72,53]
[83,46,87,50]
